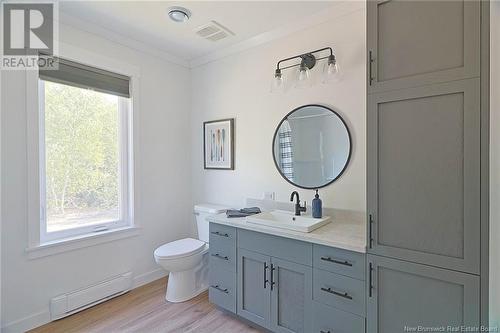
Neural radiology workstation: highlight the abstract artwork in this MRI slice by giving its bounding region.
[203,118,234,170]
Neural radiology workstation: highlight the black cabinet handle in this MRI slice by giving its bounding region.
[211,253,229,260]
[210,231,229,238]
[211,285,228,294]
[369,50,375,85]
[369,262,374,297]
[264,262,269,289]
[320,256,353,267]
[270,264,276,290]
[320,331,331,333]
[369,214,374,248]
[320,287,353,300]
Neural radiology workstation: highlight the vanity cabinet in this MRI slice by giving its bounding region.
[313,301,365,333]
[208,223,237,313]
[209,222,367,333]
[237,251,313,333]
[366,255,480,333]
[238,231,313,333]
[237,248,271,327]
[367,0,480,93]
[270,258,312,333]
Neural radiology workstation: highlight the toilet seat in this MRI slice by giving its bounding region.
[154,238,206,259]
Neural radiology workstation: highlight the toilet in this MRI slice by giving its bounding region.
[154,204,228,303]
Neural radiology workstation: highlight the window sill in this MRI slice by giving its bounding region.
[26,226,141,259]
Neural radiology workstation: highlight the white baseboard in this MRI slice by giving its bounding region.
[2,310,50,333]
[2,268,168,333]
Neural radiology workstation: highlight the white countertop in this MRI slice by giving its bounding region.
[208,211,367,253]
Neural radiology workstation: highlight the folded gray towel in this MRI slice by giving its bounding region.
[226,207,261,218]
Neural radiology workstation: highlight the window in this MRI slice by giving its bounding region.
[38,57,133,243]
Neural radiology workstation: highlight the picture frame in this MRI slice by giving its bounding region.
[203,118,234,170]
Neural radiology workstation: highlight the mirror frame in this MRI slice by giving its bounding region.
[272,104,352,190]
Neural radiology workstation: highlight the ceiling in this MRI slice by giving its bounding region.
[59,1,337,62]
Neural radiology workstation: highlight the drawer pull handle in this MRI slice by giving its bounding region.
[320,287,353,300]
[270,264,276,291]
[369,262,374,298]
[369,50,375,86]
[211,231,229,238]
[320,331,331,333]
[264,262,269,289]
[211,285,229,294]
[211,253,229,261]
[320,256,353,267]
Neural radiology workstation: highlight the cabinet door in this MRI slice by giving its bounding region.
[366,255,480,333]
[367,0,479,93]
[367,79,480,274]
[237,248,271,328]
[270,258,312,333]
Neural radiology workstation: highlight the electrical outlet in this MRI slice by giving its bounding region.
[263,191,276,201]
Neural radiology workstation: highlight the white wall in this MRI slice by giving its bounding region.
[190,3,366,211]
[490,0,500,327]
[1,23,192,330]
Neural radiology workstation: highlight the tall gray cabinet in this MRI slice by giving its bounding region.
[366,0,488,331]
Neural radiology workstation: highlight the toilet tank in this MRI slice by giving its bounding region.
[194,204,229,243]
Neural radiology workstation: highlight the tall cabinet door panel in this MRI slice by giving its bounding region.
[270,258,312,333]
[367,79,480,274]
[366,255,480,333]
[237,248,271,328]
[367,0,479,93]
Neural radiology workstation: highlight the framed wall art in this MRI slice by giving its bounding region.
[203,118,234,170]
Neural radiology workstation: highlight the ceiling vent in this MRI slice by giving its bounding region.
[195,21,234,42]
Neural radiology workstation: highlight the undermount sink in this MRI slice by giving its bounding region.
[246,210,331,233]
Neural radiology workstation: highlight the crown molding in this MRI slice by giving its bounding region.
[189,1,365,68]
[58,11,190,68]
[58,1,364,70]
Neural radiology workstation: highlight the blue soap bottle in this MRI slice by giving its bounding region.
[312,190,322,218]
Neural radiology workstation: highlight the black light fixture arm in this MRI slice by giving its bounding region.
[275,47,334,73]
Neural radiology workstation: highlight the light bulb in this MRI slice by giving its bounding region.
[322,55,339,83]
[270,69,285,93]
[295,64,311,89]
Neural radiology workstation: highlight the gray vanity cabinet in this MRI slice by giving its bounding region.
[367,78,481,274]
[270,258,312,333]
[366,255,480,333]
[237,248,313,333]
[367,0,480,93]
[209,223,367,332]
[237,248,271,328]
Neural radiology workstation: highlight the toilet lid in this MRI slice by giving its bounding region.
[154,238,205,259]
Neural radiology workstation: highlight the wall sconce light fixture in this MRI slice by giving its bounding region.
[271,47,339,92]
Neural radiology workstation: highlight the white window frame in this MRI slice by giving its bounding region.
[38,80,133,243]
[26,43,141,258]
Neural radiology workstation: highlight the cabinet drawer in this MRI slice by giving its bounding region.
[313,269,365,316]
[238,229,312,266]
[313,244,365,280]
[312,301,365,333]
[209,269,236,313]
[209,223,236,246]
[209,239,236,272]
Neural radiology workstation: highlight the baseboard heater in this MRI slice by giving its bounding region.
[50,272,133,320]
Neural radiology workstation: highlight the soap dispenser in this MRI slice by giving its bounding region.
[312,190,322,218]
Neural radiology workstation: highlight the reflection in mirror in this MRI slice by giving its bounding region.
[273,105,351,189]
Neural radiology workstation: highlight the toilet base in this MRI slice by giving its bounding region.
[165,254,209,303]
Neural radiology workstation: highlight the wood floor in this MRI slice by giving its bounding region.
[29,278,262,333]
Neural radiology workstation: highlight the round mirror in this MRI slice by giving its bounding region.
[272,104,351,189]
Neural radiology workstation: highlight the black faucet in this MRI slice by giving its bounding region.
[290,191,306,216]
